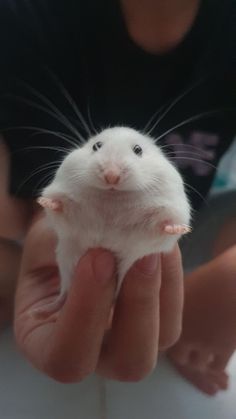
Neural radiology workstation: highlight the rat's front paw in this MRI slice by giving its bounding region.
[161,221,192,235]
[141,209,191,236]
[37,197,63,212]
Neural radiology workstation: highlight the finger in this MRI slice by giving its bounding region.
[17,249,116,383]
[98,254,161,381]
[158,245,184,350]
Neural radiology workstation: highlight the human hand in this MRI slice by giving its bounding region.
[14,211,184,383]
[168,245,236,395]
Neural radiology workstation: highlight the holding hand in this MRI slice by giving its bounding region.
[14,211,184,383]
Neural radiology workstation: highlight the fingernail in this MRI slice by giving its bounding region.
[135,254,159,275]
[93,250,115,282]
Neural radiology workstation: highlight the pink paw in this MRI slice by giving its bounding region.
[163,223,192,235]
[37,197,62,212]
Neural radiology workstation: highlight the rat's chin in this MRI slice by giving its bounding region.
[90,179,140,192]
[91,183,128,193]
[88,182,118,192]
[99,184,121,192]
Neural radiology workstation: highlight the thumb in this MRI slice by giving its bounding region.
[47,250,116,374]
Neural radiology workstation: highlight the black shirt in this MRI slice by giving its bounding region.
[0,0,236,210]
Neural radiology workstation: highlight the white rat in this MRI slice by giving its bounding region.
[38,126,191,311]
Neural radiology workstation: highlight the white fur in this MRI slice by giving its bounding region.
[42,127,191,296]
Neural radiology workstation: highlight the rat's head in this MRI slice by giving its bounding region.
[54,127,180,196]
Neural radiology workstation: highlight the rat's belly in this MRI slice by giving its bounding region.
[69,219,175,261]
[55,209,179,293]
[58,223,176,294]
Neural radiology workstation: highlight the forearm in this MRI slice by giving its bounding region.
[0,238,22,296]
[0,197,34,240]
[213,216,236,258]
[0,238,22,328]
[0,204,42,329]
[0,136,34,240]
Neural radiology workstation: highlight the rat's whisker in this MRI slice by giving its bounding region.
[155,109,227,143]
[143,103,168,134]
[143,177,162,193]
[170,156,216,170]
[34,127,77,146]
[158,143,210,155]
[2,126,78,149]
[164,150,211,159]
[30,162,61,178]
[16,162,60,194]
[68,171,87,182]
[87,100,98,135]
[41,66,93,137]
[146,78,205,136]
[34,172,56,196]
[16,145,70,155]
[28,134,74,153]
[183,182,208,206]
[28,128,78,148]
[7,91,85,143]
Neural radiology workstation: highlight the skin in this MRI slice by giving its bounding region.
[120,0,201,53]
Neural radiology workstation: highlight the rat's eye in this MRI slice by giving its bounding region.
[133,145,143,156]
[93,141,103,152]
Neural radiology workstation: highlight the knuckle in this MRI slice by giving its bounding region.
[159,327,182,351]
[113,361,156,382]
[43,360,94,384]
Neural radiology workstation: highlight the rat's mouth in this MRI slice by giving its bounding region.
[93,183,120,192]
[102,183,120,191]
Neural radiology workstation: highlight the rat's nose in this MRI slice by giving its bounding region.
[104,171,120,185]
